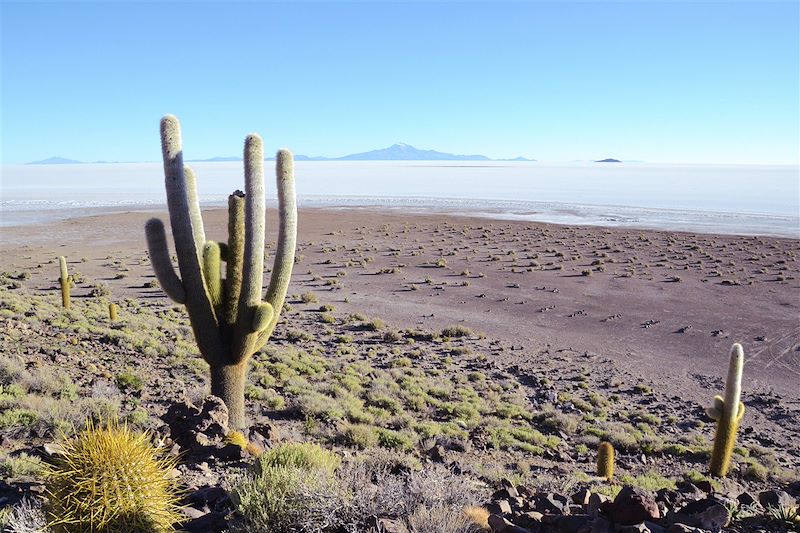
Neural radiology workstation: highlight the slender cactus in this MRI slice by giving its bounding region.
[58,256,71,309]
[109,303,118,321]
[597,441,614,480]
[707,343,746,477]
[145,115,297,430]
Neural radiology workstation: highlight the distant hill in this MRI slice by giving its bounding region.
[28,145,537,164]
[335,143,490,161]
[26,156,83,165]
[189,156,243,162]
[594,158,621,163]
[205,144,534,162]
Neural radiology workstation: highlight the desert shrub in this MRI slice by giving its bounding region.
[230,443,340,533]
[0,452,45,479]
[339,423,380,449]
[3,498,49,533]
[256,442,340,474]
[300,292,318,303]
[407,505,482,533]
[440,325,473,338]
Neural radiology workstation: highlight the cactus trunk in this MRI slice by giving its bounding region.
[210,362,248,431]
[145,115,296,432]
[708,343,745,477]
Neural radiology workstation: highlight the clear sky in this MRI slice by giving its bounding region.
[1,1,798,165]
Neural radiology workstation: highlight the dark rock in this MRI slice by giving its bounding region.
[693,480,714,493]
[758,489,795,509]
[571,489,591,506]
[587,493,609,517]
[617,524,649,533]
[509,496,526,510]
[493,488,516,500]
[488,514,532,533]
[674,498,730,531]
[163,396,229,455]
[533,493,567,514]
[605,486,660,525]
[736,491,758,506]
[644,521,665,533]
[249,423,279,449]
[183,510,227,533]
[186,485,228,512]
[215,442,247,462]
[554,514,591,533]
[590,516,613,533]
[427,444,446,463]
[514,511,543,529]
[487,500,513,515]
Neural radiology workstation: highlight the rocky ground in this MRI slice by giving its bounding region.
[0,207,797,532]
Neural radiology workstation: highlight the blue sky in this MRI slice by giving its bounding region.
[1,1,798,164]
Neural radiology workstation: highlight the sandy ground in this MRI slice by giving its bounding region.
[1,206,798,407]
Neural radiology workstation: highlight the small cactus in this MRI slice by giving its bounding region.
[707,343,746,477]
[597,441,615,480]
[108,302,118,321]
[58,256,71,309]
[45,419,183,532]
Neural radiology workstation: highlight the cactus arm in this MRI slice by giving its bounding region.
[709,343,745,477]
[251,302,274,332]
[256,149,297,349]
[144,218,186,304]
[184,166,207,256]
[224,192,245,330]
[160,115,222,361]
[203,241,223,309]
[231,134,266,361]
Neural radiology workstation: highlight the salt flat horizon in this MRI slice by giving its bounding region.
[2,160,798,237]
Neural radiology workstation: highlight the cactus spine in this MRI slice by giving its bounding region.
[58,256,71,309]
[145,115,296,430]
[597,441,614,480]
[707,343,745,477]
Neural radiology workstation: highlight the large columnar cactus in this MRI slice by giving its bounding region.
[58,256,71,309]
[706,343,745,477]
[145,115,297,430]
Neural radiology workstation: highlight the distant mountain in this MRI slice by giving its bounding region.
[595,158,621,163]
[335,143,490,161]
[189,156,242,162]
[27,156,83,165]
[29,144,536,164]
[498,156,537,162]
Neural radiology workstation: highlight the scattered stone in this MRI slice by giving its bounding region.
[758,489,795,509]
[604,486,660,526]
[487,499,513,515]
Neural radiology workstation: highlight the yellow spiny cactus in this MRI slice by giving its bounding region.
[597,441,615,480]
[45,419,183,532]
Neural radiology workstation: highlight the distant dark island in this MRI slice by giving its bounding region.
[594,158,621,163]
